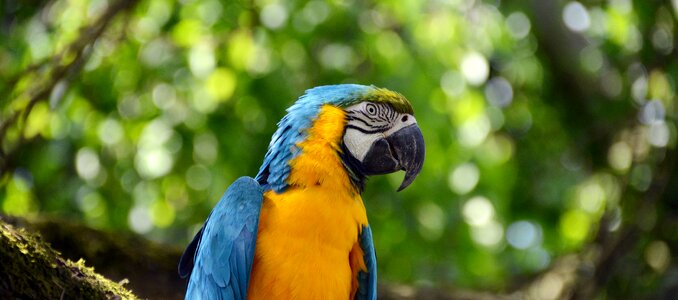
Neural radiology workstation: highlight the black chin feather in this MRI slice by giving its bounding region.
[339,142,367,193]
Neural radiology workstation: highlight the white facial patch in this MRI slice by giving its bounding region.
[343,102,417,162]
[343,129,380,161]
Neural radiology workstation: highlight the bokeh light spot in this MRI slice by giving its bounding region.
[376,31,404,59]
[630,164,652,191]
[506,221,541,249]
[260,3,288,30]
[416,202,446,241]
[135,119,176,179]
[152,83,177,110]
[580,47,603,73]
[647,122,670,148]
[645,240,670,273]
[151,200,176,228]
[458,115,491,147]
[631,76,649,104]
[193,132,219,164]
[228,30,255,70]
[189,43,216,78]
[135,147,173,179]
[651,27,673,54]
[484,77,513,107]
[76,147,101,181]
[563,2,590,32]
[206,68,237,102]
[2,175,36,216]
[171,19,202,47]
[319,43,355,72]
[77,192,107,221]
[98,118,124,146]
[608,141,632,172]
[25,102,51,139]
[301,1,329,27]
[470,220,504,248]
[463,196,495,226]
[576,181,605,214]
[601,69,623,97]
[639,100,665,125]
[128,205,153,234]
[440,70,466,98]
[448,162,480,195]
[198,0,223,26]
[506,12,531,39]
[460,52,489,86]
[559,210,591,245]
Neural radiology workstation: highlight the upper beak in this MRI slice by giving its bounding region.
[361,124,425,191]
[387,124,425,191]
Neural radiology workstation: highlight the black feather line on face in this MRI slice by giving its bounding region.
[347,115,375,128]
[377,104,392,122]
[388,107,397,122]
[339,127,367,194]
[345,124,389,134]
[357,110,379,122]
[347,105,393,131]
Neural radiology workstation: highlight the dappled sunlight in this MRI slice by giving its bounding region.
[1,0,677,298]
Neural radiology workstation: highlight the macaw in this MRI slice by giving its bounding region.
[178,84,425,300]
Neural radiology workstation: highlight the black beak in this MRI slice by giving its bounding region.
[361,124,425,191]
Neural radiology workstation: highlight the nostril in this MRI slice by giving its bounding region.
[401,115,408,122]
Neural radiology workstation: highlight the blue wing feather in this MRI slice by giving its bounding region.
[182,177,264,300]
[356,225,377,300]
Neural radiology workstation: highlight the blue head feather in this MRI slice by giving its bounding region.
[255,84,376,192]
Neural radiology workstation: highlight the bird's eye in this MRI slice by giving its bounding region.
[366,104,377,115]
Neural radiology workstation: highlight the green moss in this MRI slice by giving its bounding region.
[0,221,138,299]
[2,215,186,299]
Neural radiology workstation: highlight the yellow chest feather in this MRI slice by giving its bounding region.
[247,105,369,299]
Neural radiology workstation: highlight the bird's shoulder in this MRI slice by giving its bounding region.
[182,176,264,300]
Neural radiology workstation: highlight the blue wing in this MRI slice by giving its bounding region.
[356,225,377,300]
[178,177,264,300]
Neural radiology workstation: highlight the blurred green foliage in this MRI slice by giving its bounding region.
[1,0,677,297]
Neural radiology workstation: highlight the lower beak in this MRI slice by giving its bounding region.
[361,124,425,191]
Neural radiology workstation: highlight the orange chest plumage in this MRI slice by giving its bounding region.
[246,106,369,299]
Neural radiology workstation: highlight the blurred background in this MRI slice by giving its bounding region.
[1,0,677,298]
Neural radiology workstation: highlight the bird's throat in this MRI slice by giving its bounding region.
[286,105,361,195]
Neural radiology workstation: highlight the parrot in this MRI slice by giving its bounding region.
[178,84,425,300]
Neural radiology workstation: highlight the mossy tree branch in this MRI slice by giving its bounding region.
[0,218,136,299]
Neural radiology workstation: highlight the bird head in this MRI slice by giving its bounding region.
[336,87,424,192]
[256,84,425,193]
